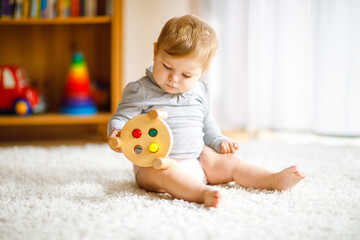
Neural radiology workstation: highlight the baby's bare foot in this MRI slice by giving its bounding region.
[274,166,305,191]
[204,189,222,208]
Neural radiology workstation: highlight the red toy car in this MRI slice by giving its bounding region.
[0,66,45,116]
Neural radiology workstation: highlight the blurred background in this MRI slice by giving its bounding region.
[124,0,360,137]
[0,0,359,144]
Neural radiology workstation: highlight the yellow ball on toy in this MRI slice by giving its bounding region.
[149,143,159,153]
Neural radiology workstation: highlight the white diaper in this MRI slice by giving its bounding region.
[175,158,208,184]
[133,158,208,185]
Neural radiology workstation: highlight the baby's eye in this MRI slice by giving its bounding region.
[163,63,172,70]
[182,74,192,78]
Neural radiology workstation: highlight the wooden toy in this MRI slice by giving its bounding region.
[108,109,173,169]
[0,65,45,116]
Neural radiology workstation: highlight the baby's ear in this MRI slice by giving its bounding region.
[153,42,157,56]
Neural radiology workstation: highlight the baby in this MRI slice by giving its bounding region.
[108,14,305,208]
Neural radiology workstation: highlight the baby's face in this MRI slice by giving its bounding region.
[152,49,203,94]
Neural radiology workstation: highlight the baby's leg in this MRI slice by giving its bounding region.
[200,146,305,191]
[136,161,222,207]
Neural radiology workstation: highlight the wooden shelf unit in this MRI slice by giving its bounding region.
[0,16,112,25]
[0,113,111,126]
[0,0,122,139]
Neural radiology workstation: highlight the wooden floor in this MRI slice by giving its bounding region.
[222,130,257,142]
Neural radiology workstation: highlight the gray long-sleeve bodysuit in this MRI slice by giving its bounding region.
[107,67,229,159]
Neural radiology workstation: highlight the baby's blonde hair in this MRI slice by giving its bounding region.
[155,14,219,71]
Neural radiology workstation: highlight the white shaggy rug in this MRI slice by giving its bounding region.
[1,134,360,240]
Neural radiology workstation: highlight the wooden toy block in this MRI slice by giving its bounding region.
[108,109,173,169]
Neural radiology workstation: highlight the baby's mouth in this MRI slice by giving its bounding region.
[166,84,177,89]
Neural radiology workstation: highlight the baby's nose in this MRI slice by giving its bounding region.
[169,73,179,83]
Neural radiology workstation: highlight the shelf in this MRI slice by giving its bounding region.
[0,16,112,25]
[0,0,122,139]
[0,113,111,126]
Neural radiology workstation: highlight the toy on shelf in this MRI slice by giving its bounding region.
[92,82,110,110]
[0,65,45,116]
[61,52,98,115]
[108,109,174,169]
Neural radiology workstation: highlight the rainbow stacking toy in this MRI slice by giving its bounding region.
[61,52,98,115]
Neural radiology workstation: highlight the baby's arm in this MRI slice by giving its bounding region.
[108,83,144,135]
[107,81,145,152]
[201,82,238,154]
[203,113,239,154]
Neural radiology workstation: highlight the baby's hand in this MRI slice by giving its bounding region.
[220,141,239,154]
[109,129,122,153]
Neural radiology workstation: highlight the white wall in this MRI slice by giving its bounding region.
[123,0,196,87]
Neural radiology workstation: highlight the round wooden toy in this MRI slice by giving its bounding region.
[108,109,173,169]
